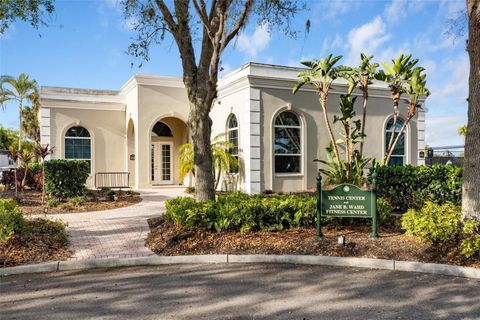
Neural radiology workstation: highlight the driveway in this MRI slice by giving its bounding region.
[48,188,187,260]
[1,264,480,319]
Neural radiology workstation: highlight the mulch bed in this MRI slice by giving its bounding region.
[0,219,73,268]
[146,218,480,269]
[0,190,142,215]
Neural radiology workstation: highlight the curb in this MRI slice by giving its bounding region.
[2,255,480,279]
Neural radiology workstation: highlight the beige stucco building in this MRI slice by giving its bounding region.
[39,63,426,193]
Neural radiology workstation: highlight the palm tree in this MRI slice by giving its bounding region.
[35,144,55,203]
[384,67,430,165]
[376,54,421,165]
[0,74,38,153]
[344,53,379,156]
[22,93,41,160]
[179,134,238,190]
[293,55,351,167]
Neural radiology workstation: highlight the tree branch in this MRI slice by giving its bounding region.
[154,0,178,32]
[221,0,254,51]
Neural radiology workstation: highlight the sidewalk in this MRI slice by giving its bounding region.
[49,188,187,260]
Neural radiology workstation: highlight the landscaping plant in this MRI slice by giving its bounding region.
[344,53,379,156]
[165,193,316,233]
[179,133,238,190]
[34,143,55,203]
[401,202,461,244]
[376,54,430,165]
[293,55,351,168]
[44,160,89,199]
[0,199,26,242]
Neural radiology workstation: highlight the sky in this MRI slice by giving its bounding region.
[0,0,469,147]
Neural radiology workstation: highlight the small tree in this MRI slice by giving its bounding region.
[376,54,429,165]
[293,55,351,167]
[179,134,238,190]
[35,144,55,203]
[0,74,38,152]
[344,54,379,156]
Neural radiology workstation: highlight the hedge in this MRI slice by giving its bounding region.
[44,160,89,199]
[376,164,462,212]
[165,193,317,232]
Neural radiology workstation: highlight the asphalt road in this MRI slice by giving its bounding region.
[1,264,480,320]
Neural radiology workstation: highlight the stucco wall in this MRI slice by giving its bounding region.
[135,84,190,188]
[210,86,249,192]
[47,105,127,188]
[260,86,419,193]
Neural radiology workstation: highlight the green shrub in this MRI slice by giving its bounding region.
[164,193,316,233]
[375,164,462,212]
[185,186,195,194]
[84,190,98,202]
[401,202,461,243]
[46,198,59,208]
[60,203,72,210]
[377,198,393,223]
[460,219,480,259]
[44,160,89,199]
[0,199,26,242]
[69,196,89,206]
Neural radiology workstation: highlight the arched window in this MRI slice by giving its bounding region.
[274,111,301,173]
[385,117,406,166]
[65,126,92,172]
[227,114,239,173]
[151,121,173,137]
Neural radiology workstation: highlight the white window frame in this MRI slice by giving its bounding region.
[273,111,303,176]
[384,116,407,166]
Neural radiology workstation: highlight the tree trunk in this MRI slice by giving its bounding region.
[18,99,23,152]
[319,97,342,167]
[359,86,368,156]
[462,0,480,220]
[189,105,215,201]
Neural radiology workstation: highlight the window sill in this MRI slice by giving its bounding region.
[274,173,304,177]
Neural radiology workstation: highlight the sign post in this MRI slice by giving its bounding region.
[316,170,378,239]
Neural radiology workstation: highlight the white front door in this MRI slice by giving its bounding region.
[151,142,173,185]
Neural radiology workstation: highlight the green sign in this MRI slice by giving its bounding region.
[316,172,378,238]
[321,184,373,218]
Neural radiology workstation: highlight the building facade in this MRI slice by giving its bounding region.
[39,63,426,193]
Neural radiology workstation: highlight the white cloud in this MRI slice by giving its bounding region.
[313,0,360,22]
[320,34,343,56]
[383,0,427,24]
[236,23,271,58]
[430,55,469,104]
[384,0,408,23]
[426,114,467,147]
[344,16,391,65]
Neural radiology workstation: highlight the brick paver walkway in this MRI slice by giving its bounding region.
[48,188,187,260]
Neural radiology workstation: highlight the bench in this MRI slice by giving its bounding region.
[95,172,130,189]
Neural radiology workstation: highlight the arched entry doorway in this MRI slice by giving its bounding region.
[150,117,188,186]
